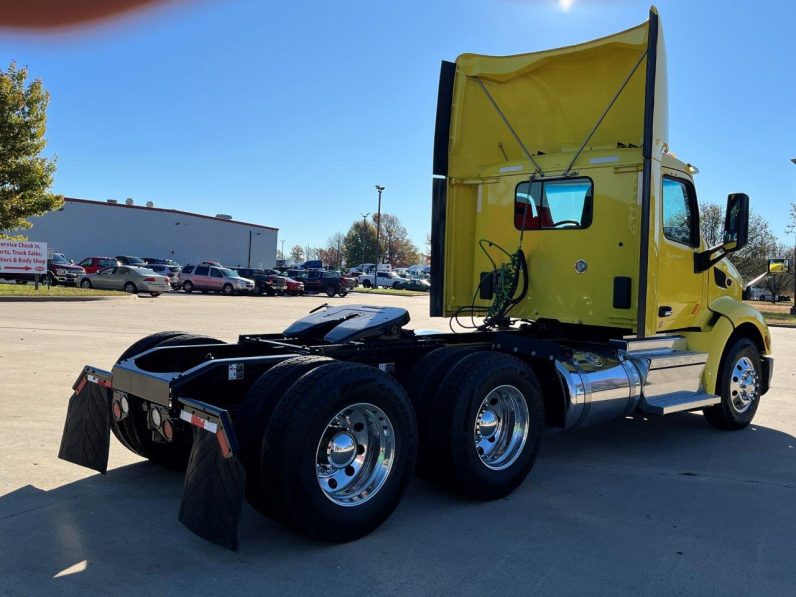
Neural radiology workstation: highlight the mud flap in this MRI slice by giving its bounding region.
[178,398,245,551]
[58,366,113,474]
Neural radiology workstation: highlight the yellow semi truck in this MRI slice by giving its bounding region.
[59,8,772,550]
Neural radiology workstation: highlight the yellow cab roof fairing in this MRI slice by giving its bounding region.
[447,8,668,180]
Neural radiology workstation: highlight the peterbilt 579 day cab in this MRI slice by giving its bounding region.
[59,8,773,550]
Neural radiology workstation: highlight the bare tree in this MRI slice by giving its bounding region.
[699,201,777,282]
[290,244,304,262]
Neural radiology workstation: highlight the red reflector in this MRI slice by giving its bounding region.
[216,429,232,458]
[75,377,87,394]
[98,378,112,388]
[144,277,156,282]
[191,414,204,429]
[162,419,174,441]
[112,400,122,421]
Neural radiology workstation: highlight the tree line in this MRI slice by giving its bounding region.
[285,213,427,269]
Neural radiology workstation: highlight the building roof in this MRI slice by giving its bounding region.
[63,197,278,232]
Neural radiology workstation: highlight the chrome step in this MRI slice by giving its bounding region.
[640,391,721,415]
[612,335,686,353]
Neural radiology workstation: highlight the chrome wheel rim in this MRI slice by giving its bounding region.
[729,356,759,413]
[474,385,529,470]
[316,403,395,507]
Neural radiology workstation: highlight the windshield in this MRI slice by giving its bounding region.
[125,257,146,265]
[51,254,69,265]
[220,268,238,277]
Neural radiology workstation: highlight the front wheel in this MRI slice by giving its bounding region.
[262,361,417,541]
[703,338,762,430]
[80,279,92,289]
[183,281,193,293]
[338,289,348,297]
[123,282,137,294]
[222,283,234,296]
[47,273,57,286]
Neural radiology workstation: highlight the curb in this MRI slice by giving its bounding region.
[765,322,796,329]
[0,294,136,302]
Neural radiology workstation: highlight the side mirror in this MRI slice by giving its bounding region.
[722,193,749,252]
[768,258,790,274]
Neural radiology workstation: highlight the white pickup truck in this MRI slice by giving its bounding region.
[357,271,410,289]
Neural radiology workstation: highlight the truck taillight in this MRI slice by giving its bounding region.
[144,277,156,282]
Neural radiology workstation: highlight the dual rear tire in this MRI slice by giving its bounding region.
[238,358,417,542]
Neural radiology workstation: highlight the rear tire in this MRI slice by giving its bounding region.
[338,290,348,297]
[703,338,762,430]
[405,346,478,478]
[326,285,336,298]
[362,280,372,289]
[264,361,417,541]
[149,292,160,297]
[237,355,335,520]
[80,279,92,289]
[428,351,543,500]
[124,282,137,294]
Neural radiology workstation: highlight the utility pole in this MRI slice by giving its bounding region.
[361,212,370,268]
[790,159,796,315]
[375,185,385,272]
[280,239,286,261]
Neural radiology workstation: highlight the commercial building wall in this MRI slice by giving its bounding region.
[25,199,278,268]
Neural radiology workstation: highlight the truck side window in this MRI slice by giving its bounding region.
[195,266,209,276]
[662,177,698,247]
[515,178,593,230]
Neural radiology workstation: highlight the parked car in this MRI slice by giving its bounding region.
[358,271,410,289]
[147,264,181,289]
[180,264,255,295]
[78,256,120,274]
[0,252,86,286]
[144,257,180,267]
[116,255,147,267]
[235,268,288,296]
[78,266,171,296]
[292,269,354,297]
[284,276,305,296]
[395,278,431,292]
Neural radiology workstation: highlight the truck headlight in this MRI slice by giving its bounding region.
[56,269,66,275]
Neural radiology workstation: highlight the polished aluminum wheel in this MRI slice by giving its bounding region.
[316,403,395,506]
[729,356,759,413]
[474,385,529,470]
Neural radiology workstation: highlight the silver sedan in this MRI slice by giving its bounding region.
[78,266,172,296]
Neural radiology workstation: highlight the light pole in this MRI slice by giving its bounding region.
[789,159,796,315]
[360,212,370,268]
[280,239,286,261]
[375,185,385,272]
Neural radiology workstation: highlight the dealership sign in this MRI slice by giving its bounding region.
[0,240,48,274]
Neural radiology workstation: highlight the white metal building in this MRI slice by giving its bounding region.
[25,198,279,268]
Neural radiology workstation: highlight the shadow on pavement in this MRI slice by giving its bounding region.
[0,413,794,595]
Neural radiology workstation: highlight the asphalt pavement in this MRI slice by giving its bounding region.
[0,292,794,596]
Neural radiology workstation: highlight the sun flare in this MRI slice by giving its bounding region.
[559,0,574,11]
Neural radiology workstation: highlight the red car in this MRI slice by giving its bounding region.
[78,256,120,275]
[285,277,305,295]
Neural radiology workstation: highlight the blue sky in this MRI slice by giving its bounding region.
[2,0,795,253]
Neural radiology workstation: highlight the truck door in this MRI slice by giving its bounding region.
[654,174,705,331]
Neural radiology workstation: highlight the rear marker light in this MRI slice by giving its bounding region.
[150,408,162,428]
[179,410,232,458]
[112,401,123,421]
[162,419,174,441]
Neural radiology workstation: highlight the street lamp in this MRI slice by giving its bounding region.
[360,212,370,268]
[375,185,385,272]
[789,159,796,315]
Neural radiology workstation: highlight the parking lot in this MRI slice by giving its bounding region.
[0,293,794,596]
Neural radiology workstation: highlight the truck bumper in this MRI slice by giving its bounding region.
[58,366,245,551]
[761,355,774,395]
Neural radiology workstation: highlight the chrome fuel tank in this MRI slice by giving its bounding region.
[557,350,642,429]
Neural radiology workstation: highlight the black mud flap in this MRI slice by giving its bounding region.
[58,366,113,474]
[178,398,245,551]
